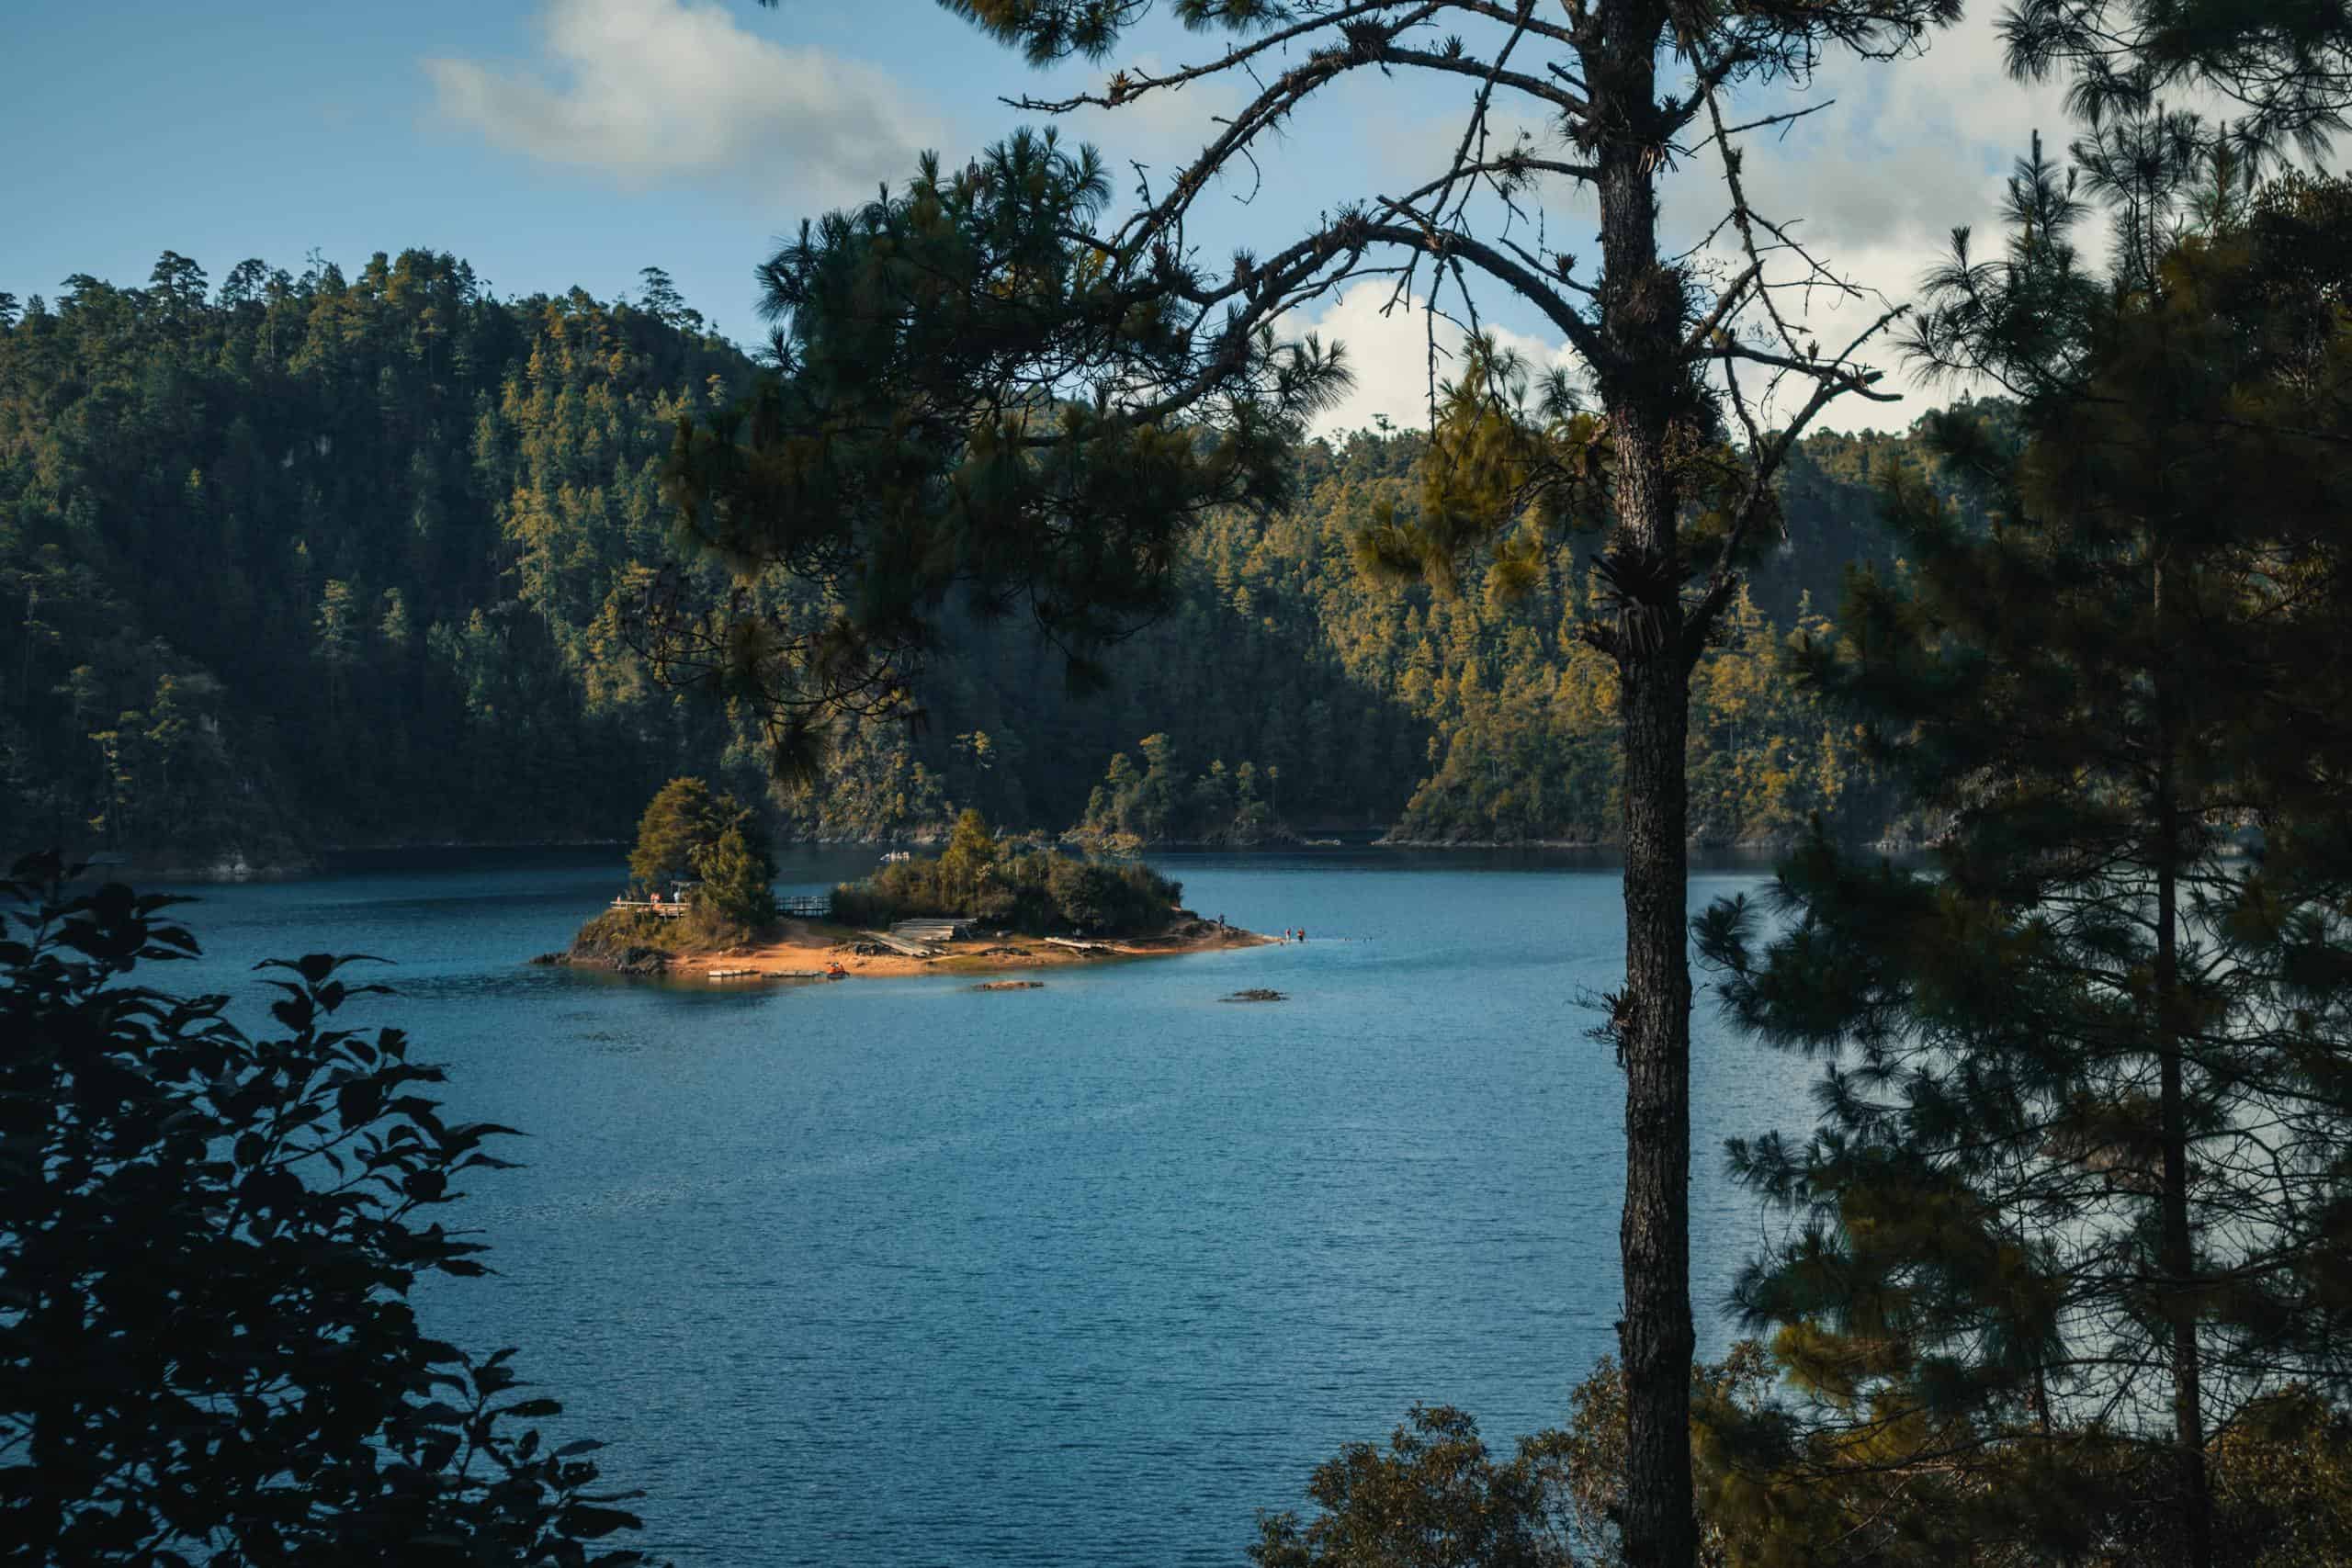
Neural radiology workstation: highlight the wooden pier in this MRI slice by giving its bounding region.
[891,917,971,945]
[609,897,688,919]
[858,929,940,958]
[612,892,834,920]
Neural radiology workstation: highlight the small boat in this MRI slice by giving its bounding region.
[879,850,913,863]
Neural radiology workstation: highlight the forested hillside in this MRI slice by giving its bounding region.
[0,249,752,865]
[0,250,1971,864]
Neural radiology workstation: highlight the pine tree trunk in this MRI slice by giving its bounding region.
[1617,625,1695,1568]
[1589,5,1697,1562]
[2152,557,2211,1568]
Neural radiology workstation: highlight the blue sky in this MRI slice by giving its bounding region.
[6,0,2072,433]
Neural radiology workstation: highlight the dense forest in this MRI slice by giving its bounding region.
[0,249,1969,865]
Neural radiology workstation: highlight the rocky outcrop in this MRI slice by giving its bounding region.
[530,933,672,976]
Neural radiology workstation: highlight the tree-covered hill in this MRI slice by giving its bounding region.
[1,249,751,864]
[0,250,1973,864]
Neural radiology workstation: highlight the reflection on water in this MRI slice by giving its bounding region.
[147,845,1806,1568]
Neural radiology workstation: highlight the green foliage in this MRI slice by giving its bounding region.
[938,807,1000,905]
[690,825,776,930]
[1697,163,2352,1562]
[0,852,654,1562]
[1248,1344,1785,1568]
[1075,732,1288,844]
[0,247,1930,862]
[628,776,731,886]
[1673,1375,2352,1568]
[1250,1337,2352,1567]
[0,248,754,863]
[625,777,775,931]
[831,827,1181,936]
[1247,1404,1566,1568]
[641,129,1348,765]
[2005,0,2352,151]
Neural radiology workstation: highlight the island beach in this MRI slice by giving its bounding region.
[539,906,1274,980]
[673,913,1273,980]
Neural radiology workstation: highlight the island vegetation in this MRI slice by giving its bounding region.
[831,810,1184,938]
[550,776,778,970]
[548,794,1254,979]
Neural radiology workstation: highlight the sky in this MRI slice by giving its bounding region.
[4,0,2081,436]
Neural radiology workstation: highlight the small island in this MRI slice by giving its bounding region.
[538,785,1270,980]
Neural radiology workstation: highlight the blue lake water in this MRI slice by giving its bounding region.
[145,846,1806,1566]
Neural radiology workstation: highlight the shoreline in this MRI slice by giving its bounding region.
[542,914,1278,982]
[62,828,1936,886]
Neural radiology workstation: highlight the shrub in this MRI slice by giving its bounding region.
[0,852,656,1563]
[830,830,1181,937]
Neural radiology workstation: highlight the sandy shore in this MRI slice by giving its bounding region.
[671,916,1276,980]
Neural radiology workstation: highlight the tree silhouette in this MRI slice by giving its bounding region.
[0,852,655,1563]
[710,2,1962,1557]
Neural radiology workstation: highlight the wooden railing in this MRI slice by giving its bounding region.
[611,892,832,920]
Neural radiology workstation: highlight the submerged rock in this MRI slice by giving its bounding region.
[1222,988,1287,1003]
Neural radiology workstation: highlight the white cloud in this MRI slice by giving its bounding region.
[424,0,944,206]
[1291,11,2118,432]
[1291,280,1577,439]
[1663,10,2122,413]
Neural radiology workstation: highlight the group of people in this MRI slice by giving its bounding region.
[1210,913,1308,943]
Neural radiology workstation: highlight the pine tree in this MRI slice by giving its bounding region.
[2005,0,2352,150]
[1694,156,2352,1568]
[718,4,1968,1551]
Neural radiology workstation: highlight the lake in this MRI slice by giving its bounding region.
[144,845,1807,1566]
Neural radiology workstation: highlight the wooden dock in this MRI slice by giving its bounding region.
[707,967,830,981]
[891,917,971,945]
[610,898,688,919]
[858,929,939,958]
[615,893,833,920]
[1043,936,1114,954]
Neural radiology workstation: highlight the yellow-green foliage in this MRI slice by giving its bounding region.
[627,777,775,926]
[831,815,1182,936]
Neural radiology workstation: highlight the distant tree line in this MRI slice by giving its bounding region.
[0,246,1963,865]
[0,250,751,863]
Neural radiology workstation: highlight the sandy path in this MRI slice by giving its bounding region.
[673,919,1275,980]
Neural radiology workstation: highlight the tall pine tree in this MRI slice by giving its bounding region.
[1696,147,2352,1568]
[707,6,1968,1554]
